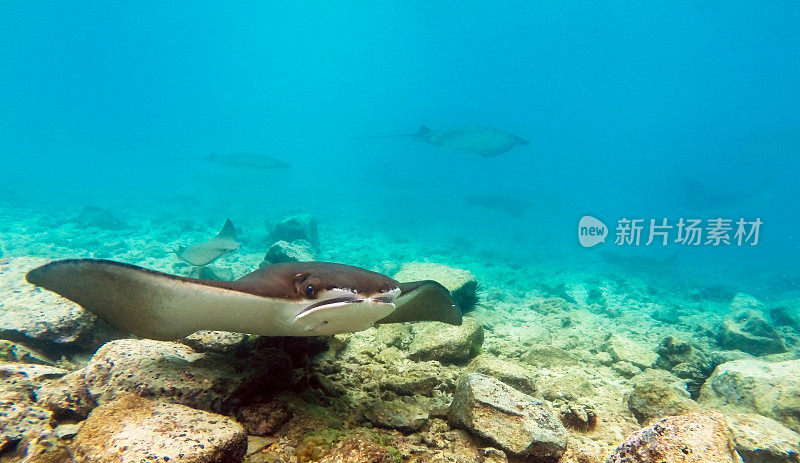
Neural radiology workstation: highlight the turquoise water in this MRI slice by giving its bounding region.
[2,2,800,462]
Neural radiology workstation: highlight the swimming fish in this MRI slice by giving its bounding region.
[174,219,240,267]
[25,259,462,340]
[205,152,290,169]
[358,126,530,157]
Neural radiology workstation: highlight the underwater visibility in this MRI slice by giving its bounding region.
[2,2,800,462]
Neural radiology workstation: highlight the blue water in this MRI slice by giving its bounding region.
[1,1,799,295]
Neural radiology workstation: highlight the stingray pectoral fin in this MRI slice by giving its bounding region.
[25,259,277,341]
[377,280,462,326]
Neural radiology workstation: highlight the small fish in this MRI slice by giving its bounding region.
[205,152,290,169]
[357,125,529,157]
[175,219,240,267]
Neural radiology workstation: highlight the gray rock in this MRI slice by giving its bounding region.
[699,359,800,433]
[603,333,658,369]
[73,394,247,463]
[364,399,429,433]
[725,413,800,463]
[608,410,742,463]
[466,354,538,396]
[82,338,291,412]
[655,336,717,398]
[730,293,765,312]
[35,370,96,420]
[627,369,700,425]
[408,318,484,364]
[270,214,319,249]
[394,262,478,310]
[260,239,316,266]
[721,309,787,356]
[770,298,800,331]
[0,257,120,349]
[181,330,250,355]
[448,373,568,459]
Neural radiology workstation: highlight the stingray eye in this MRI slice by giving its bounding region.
[306,284,316,298]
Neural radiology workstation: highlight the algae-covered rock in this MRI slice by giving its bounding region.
[603,333,658,369]
[448,373,568,459]
[408,318,483,363]
[607,410,741,463]
[318,431,399,463]
[655,335,717,399]
[73,394,247,463]
[699,359,800,433]
[721,309,787,356]
[725,413,800,463]
[0,339,53,365]
[627,369,700,425]
[466,354,538,396]
[260,239,316,266]
[729,292,765,313]
[394,262,478,310]
[82,338,291,412]
[364,399,429,433]
[270,214,319,249]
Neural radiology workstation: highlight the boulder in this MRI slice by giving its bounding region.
[35,370,96,420]
[394,262,478,310]
[627,369,700,424]
[364,399,429,433]
[269,214,319,249]
[73,394,247,463]
[466,354,538,396]
[725,413,800,463]
[0,390,54,453]
[260,239,316,266]
[448,373,568,459]
[181,330,250,355]
[82,338,290,412]
[408,318,483,363]
[699,359,800,433]
[607,410,742,463]
[655,336,717,398]
[721,309,787,356]
[603,333,658,369]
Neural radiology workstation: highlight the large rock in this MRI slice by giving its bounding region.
[364,399,429,433]
[448,373,568,459]
[82,338,291,412]
[394,262,478,310]
[607,411,742,463]
[408,318,483,363]
[725,413,800,463]
[35,370,97,420]
[466,354,538,396]
[721,309,787,356]
[699,359,800,433]
[627,369,700,425]
[0,362,68,395]
[603,333,658,369]
[655,336,717,398]
[260,239,316,266]
[73,394,247,462]
[270,214,319,249]
[0,257,119,349]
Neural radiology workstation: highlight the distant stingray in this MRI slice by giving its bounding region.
[204,152,290,169]
[466,193,533,217]
[357,125,530,157]
[174,219,240,267]
[680,177,769,211]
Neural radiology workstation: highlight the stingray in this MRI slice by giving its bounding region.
[466,193,534,217]
[205,152,290,169]
[358,126,530,157]
[25,259,462,340]
[175,219,240,267]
